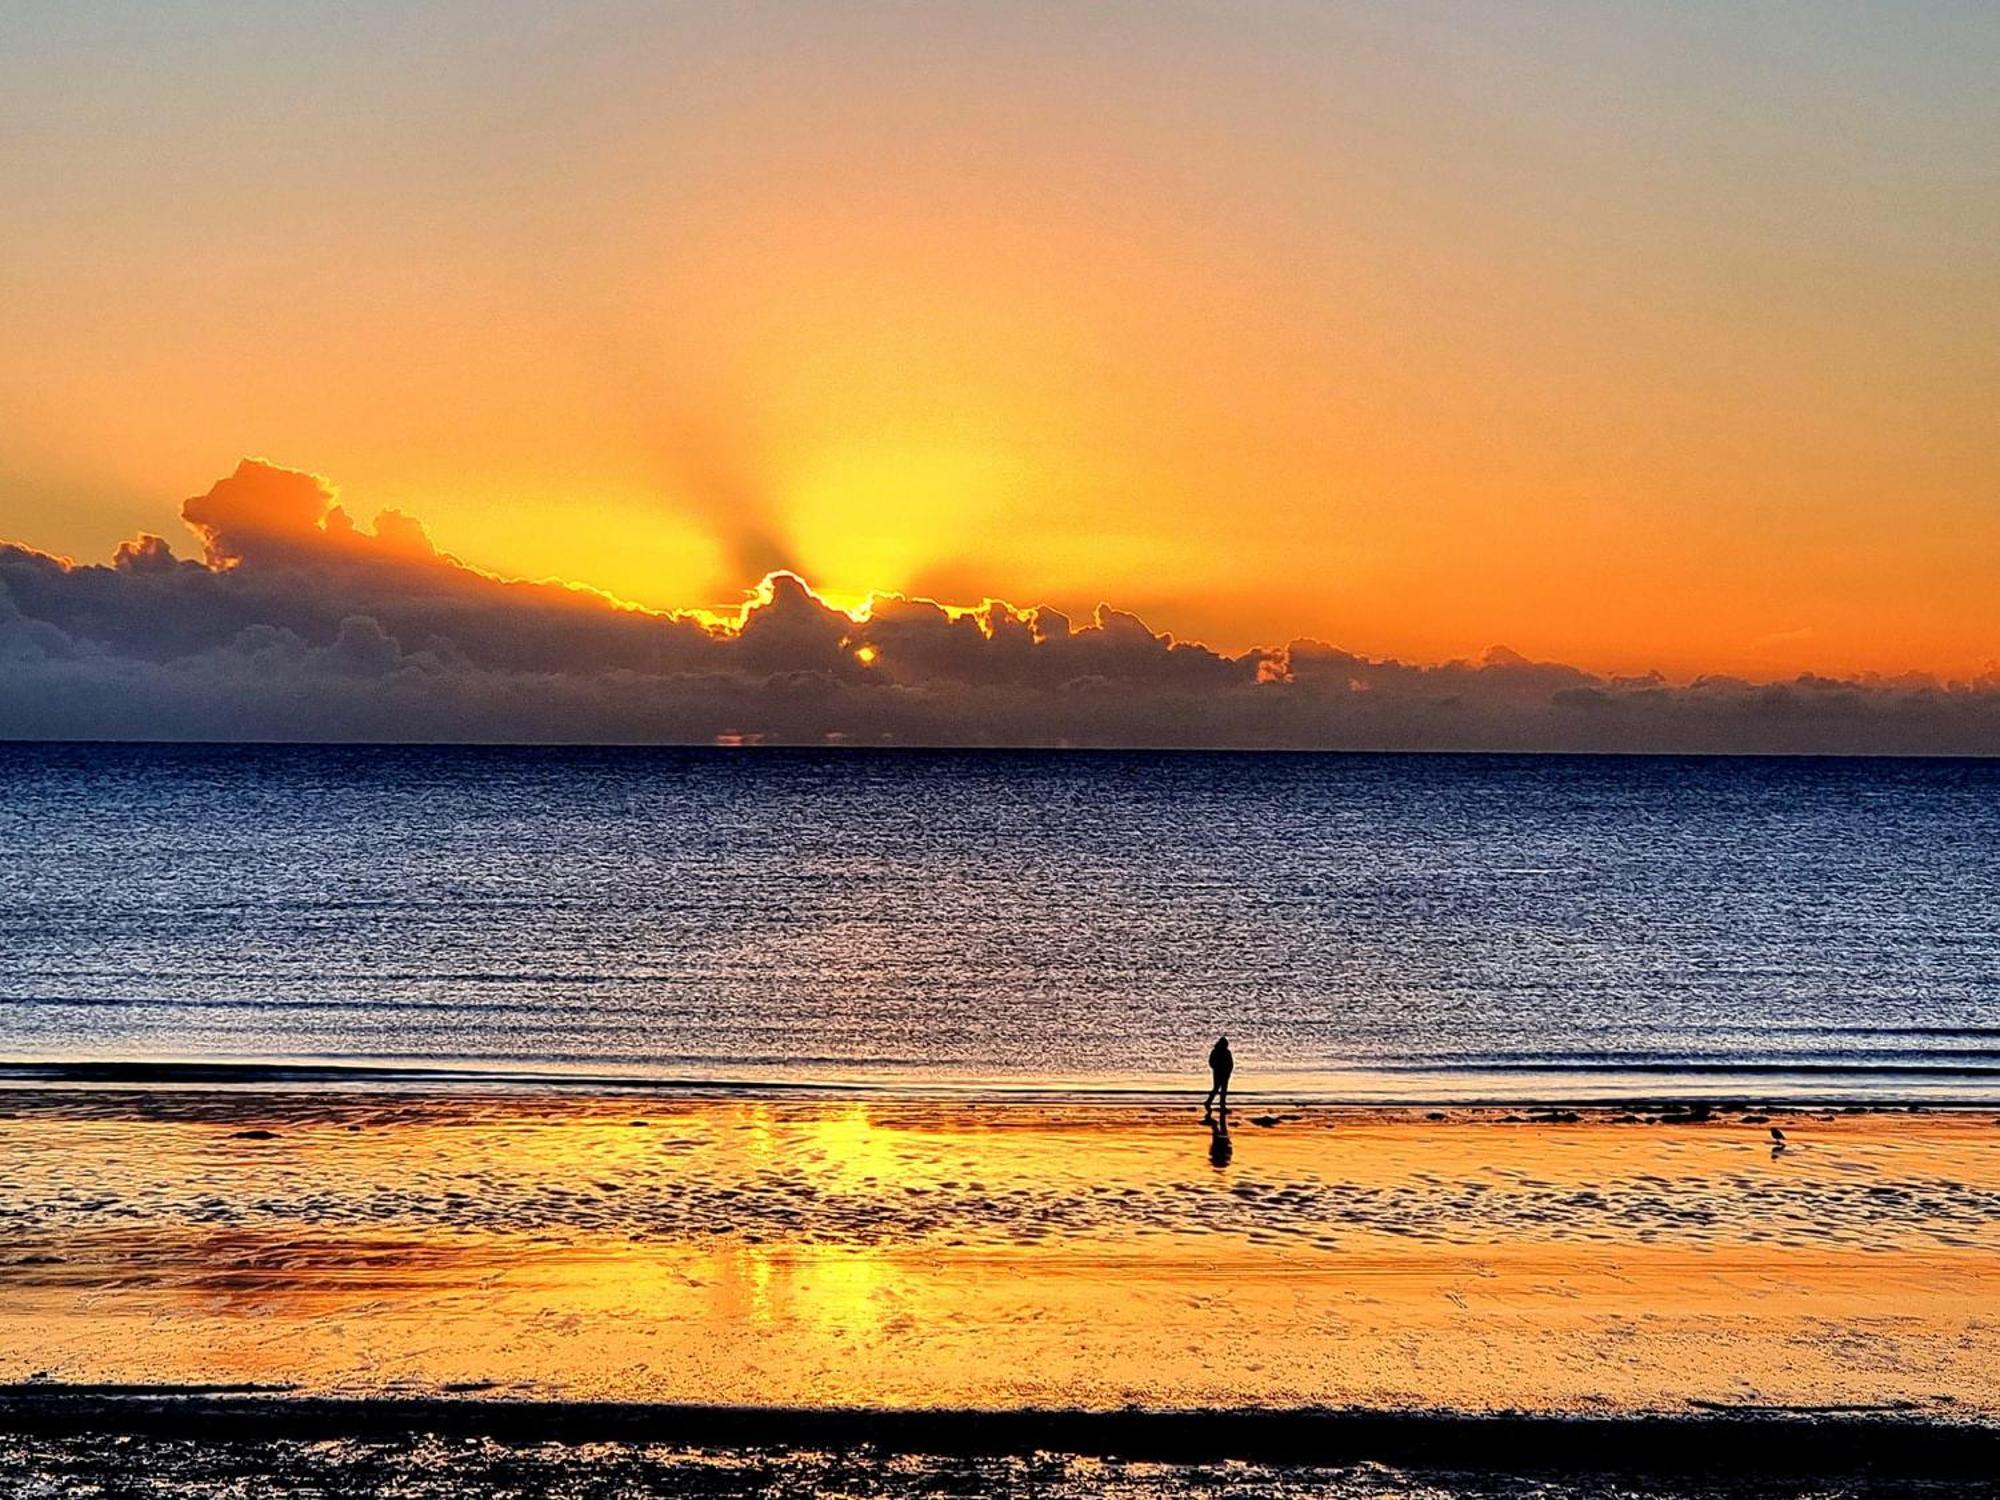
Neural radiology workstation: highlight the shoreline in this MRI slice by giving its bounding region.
[4,1055,1999,1110]
[2,1389,1998,1475]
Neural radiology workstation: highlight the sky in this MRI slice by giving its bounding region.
[1,1,1996,707]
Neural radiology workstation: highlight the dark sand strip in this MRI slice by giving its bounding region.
[0,1391,1994,1478]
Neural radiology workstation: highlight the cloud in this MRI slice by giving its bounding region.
[1,459,1995,753]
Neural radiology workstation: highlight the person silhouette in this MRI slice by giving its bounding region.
[1202,1035,1234,1120]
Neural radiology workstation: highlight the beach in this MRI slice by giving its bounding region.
[2,1078,1995,1423]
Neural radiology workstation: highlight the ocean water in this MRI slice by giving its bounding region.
[0,743,1994,1100]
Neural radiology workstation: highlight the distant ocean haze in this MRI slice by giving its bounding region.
[1,745,1994,1101]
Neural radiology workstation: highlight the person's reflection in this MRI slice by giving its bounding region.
[1207,1113,1233,1169]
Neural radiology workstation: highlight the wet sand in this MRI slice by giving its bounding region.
[0,1085,1996,1418]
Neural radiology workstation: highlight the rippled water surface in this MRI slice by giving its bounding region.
[1,745,1994,1098]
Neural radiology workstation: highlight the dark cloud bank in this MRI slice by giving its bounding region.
[2,461,1994,754]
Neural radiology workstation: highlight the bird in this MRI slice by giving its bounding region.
[1770,1126,1787,1146]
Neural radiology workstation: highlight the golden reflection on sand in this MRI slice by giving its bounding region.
[1,1091,1995,1413]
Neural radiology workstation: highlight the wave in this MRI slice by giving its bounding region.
[1369,1058,2000,1078]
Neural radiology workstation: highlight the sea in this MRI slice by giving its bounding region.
[1,743,1994,1102]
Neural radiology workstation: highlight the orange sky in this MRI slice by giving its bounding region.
[1,3,1994,679]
